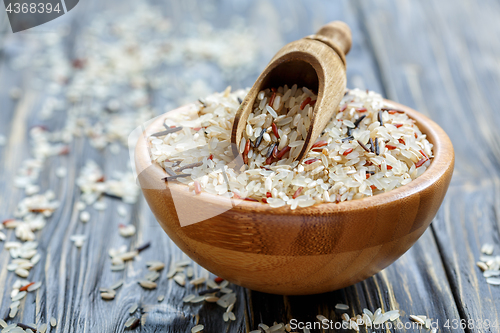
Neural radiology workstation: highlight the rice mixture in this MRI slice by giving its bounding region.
[240,85,317,165]
[149,86,433,209]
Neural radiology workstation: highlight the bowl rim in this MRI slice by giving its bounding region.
[135,99,454,215]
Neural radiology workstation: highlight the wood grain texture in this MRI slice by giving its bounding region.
[0,0,497,331]
[136,101,454,295]
[355,0,500,331]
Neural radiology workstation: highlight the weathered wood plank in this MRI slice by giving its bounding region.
[245,1,462,332]
[356,0,500,332]
[0,0,482,332]
[0,0,256,331]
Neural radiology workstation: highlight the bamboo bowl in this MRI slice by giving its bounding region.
[135,100,454,295]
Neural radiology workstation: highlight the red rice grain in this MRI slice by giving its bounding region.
[304,158,319,165]
[271,123,280,139]
[293,187,303,199]
[343,148,353,156]
[276,146,290,159]
[194,181,201,195]
[300,97,312,110]
[311,140,328,149]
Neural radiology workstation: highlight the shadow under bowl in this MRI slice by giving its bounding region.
[135,100,454,295]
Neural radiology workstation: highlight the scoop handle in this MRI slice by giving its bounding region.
[313,21,352,56]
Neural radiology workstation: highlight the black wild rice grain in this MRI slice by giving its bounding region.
[136,242,151,253]
[237,97,243,104]
[198,99,206,107]
[165,167,177,177]
[378,111,383,126]
[342,136,354,142]
[353,115,366,128]
[151,126,183,137]
[175,162,203,172]
[102,192,123,200]
[374,137,380,156]
[368,138,374,153]
[255,129,266,148]
[250,139,255,148]
[357,140,370,152]
[347,128,352,136]
[172,160,181,167]
[266,143,277,158]
[198,288,220,295]
[162,174,191,181]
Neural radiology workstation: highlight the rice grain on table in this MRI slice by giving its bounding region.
[190,277,206,285]
[316,315,328,322]
[175,259,192,267]
[362,314,372,326]
[204,296,219,302]
[191,324,204,333]
[481,243,494,255]
[128,303,138,314]
[476,244,500,284]
[173,273,186,286]
[486,277,500,285]
[37,324,48,333]
[118,251,139,261]
[409,315,425,325]
[186,266,194,278]
[118,224,136,237]
[150,88,433,208]
[335,303,349,311]
[190,296,206,303]
[124,317,138,328]
[79,211,90,223]
[183,294,196,303]
[101,292,116,300]
[147,263,165,271]
[139,280,157,289]
[110,280,124,290]
[145,271,160,282]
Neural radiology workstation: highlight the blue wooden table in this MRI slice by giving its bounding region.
[0,0,499,332]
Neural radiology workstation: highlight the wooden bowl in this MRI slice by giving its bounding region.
[135,100,454,295]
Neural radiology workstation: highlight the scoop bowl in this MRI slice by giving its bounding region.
[135,100,454,295]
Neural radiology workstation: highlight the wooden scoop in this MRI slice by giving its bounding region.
[231,21,352,162]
